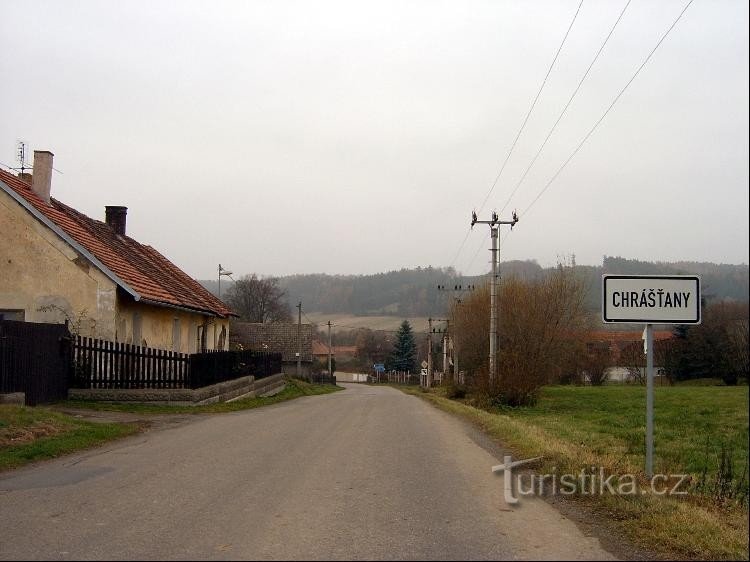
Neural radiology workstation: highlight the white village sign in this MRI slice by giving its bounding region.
[602,275,701,479]
[602,275,700,324]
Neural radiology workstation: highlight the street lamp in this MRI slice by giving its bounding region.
[218,264,233,299]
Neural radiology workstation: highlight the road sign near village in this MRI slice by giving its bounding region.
[373,363,385,373]
[603,274,701,480]
[602,275,701,324]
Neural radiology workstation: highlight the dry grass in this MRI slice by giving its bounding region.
[0,405,139,471]
[399,386,749,560]
[0,420,68,447]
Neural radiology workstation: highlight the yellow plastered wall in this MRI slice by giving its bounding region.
[116,298,230,353]
[0,189,117,338]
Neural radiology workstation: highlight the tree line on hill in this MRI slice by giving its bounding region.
[198,261,748,394]
[287,259,747,315]
[199,257,747,319]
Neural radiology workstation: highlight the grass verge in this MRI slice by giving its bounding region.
[397,384,749,561]
[0,405,139,471]
[60,377,342,415]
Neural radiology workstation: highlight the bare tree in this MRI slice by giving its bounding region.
[619,341,646,384]
[452,262,588,405]
[580,341,613,386]
[224,274,292,323]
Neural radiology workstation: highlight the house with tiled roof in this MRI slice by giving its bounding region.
[312,341,357,361]
[230,321,313,376]
[0,150,235,352]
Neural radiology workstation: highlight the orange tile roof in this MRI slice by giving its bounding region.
[586,330,673,342]
[0,169,234,318]
[312,341,358,356]
[312,340,329,355]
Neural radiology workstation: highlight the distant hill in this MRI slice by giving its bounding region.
[198,257,748,317]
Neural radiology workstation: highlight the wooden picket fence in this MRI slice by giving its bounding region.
[70,336,281,390]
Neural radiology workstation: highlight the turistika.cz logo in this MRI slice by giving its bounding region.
[491,455,690,504]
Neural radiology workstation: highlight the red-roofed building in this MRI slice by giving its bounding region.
[0,150,235,352]
[311,341,358,361]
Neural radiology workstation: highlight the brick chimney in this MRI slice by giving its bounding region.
[31,150,54,204]
[105,206,128,236]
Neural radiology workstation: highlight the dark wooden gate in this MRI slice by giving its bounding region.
[0,320,71,406]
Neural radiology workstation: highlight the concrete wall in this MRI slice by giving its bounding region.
[333,372,369,383]
[68,373,285,405]
[0,189,117,339]
[281,361,312,377]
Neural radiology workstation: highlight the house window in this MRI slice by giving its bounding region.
[0,310,25,321]
[172,318,181,352]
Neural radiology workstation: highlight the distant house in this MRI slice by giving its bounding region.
[230,321,313,376]
[585,330,673,360]
[0,150,234,352]
[584,330,673,382]
[312,341,357,362]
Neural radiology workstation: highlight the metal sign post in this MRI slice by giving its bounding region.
[602,275,700,478]
[644,323,654,478]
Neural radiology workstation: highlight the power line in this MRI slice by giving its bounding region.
[498,0,632,216]
[521,0,694,219]
[475,0,584,217]
[448,0,584,272]
[462,230,490,276]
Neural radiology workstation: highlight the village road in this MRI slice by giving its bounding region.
[0,384,616,560]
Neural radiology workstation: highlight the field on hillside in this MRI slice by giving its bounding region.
[305,313,431,333]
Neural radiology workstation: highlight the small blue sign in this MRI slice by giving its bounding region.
[373,363,385,372]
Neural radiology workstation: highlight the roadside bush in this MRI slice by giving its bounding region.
[444,380,467,400]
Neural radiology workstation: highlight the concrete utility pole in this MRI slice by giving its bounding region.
[489,227,499,381]
[452,300,463,384]
[470,211,518,383]
[453,336,459,383]
[327,320,333,379]
[427,318,449,387]
[217,264,232,300]
[442,319,450,376]
[438,286,473,384]
[427,318,433,388]
[296,301,303,381]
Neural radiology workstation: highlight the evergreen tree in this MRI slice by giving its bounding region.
[387,320,418,373]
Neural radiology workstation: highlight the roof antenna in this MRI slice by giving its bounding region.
[16,140,27,174]
[14,140,63,175]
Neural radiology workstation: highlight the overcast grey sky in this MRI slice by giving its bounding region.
[2,0,748,279]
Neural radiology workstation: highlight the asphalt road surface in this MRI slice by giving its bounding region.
[0,384,616,560]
